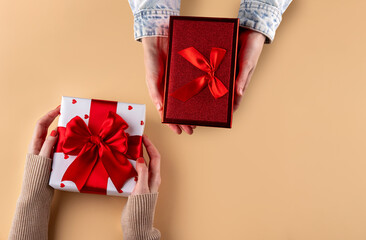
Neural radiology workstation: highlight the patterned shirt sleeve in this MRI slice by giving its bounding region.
[128,0,181,41]
[238,0,292,43]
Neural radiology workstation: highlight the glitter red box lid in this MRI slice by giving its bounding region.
[163,16,239,128]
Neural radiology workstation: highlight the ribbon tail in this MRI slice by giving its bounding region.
[99,143,137,192]
[61,143,98,191]
[126,135,143,159]
[208,76,229,99]
[170,75,209,102]
[210,47,227,69]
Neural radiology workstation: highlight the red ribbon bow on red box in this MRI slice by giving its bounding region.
[171,46,228,102]
[61,111,140,193]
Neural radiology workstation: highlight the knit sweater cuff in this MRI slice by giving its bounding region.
[9,154,54,240]
[122,193,161,240]
[20,154,53,200]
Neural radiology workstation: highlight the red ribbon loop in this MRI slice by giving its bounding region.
[61,111,137,192]
[171,47,228,102]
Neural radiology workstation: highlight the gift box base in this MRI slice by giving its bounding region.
[162,16,239,128]
[49,96,146,197]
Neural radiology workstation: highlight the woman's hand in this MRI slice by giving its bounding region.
[9,106,60,240]
[234,29,266,111]
[28,105,60,158]
[142,37,195,135]
[132,135,161,195]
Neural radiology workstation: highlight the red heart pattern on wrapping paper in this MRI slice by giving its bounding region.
[51,97,146,195]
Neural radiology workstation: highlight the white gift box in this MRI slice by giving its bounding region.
[49,96,146,197]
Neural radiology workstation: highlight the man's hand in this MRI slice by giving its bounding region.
[142,37,195,135]
[234,29,266,111]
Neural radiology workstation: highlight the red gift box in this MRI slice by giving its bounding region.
[163,16,239,128]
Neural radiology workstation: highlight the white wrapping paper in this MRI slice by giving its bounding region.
[49,96,146,197]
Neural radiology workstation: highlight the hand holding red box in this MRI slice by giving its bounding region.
[142,37,195,135]
[233,29,266,111]
[163,16,239,128]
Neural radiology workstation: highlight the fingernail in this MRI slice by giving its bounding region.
[156,102,162,111]
[56,105,61,115]
[239,87,243,95]
[50,130,57,137]
[137,157,145,164]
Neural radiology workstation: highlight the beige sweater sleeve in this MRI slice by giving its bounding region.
[121,193,161,240]
[9,154,54,240]
[9,154,161,240]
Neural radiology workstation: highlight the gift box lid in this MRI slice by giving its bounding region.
[163,16,239,128]
[49,96,146,197]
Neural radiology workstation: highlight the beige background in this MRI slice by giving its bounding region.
[1,0,366,239]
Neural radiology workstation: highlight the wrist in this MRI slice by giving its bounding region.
[239,29,266,44]
[18,154,54,202]
[142,37,168,52]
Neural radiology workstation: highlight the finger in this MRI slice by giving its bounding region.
[143,38,168,113]
[143,135,161,193]
[144,54,165,112]
[234,30,265,111]
[233,93,242,112]
[234,53,254,112]
[246,68,255,87]
[132,157,150,195]
[35,105,61,132]
[236,64,253,97]
[168,124,182,134]
[146,78,164,112]
[234,66,255,112]
[143,135,161,170]
[180,125,193,135]
[236,30,264,97]
[149,173,161,193]
[39,129,58,158]
[29,105,61,155]
[160,108,184,135]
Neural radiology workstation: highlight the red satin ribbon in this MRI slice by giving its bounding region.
[60,111,138,193]
[171,47,228,102]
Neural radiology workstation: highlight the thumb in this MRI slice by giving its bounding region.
[132,157,150,195]
[39,129,58,158]
[236,64,252,96]
[151,92,163,112]
[146,77,164,112]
